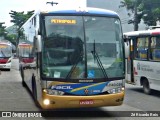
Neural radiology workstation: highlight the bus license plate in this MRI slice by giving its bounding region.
[79,100,94,105]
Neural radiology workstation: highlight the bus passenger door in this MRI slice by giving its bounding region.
[125,39,134,83]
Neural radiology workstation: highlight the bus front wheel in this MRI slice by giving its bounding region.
[142,79,151,94]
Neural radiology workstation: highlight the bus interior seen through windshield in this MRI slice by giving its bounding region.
[0,44,12,58]
[42,16,124,80]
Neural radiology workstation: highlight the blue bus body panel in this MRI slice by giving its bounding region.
[46,8,119,17]
[50,82,110,95]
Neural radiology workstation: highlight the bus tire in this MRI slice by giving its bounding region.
[142,78,151,94]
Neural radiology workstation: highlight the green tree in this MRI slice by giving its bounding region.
[0,23,17,46]
[120,0,160,30]
[120,0,143,31]
[5,34,17,46]
[140,0,160,26]
[9,10,34,47]
[9,10,34,28]
[0,22,7,37]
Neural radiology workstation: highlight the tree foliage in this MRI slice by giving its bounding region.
[9,10,34,47]
[141,0,160,26]
[120,0,160,30]
[5,34,17,46]
[120,0,142,12]
[0,23,17,46]
[0,22,7,37]
[9,10,34,28]
[120,0,143,31]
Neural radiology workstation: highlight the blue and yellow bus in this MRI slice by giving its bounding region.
[19,7,125,109]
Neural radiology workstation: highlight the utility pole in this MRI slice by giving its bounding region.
[134,0,138,31]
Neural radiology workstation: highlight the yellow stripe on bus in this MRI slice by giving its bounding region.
[71,82,105,93]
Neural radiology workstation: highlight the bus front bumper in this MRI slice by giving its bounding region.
[39,90,125,109]
[0,63,11,69]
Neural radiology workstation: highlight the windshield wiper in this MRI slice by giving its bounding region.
[0,50,6,57]
[91,40,108,79]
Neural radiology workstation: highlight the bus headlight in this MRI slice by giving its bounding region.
[43,99,50,105]
[45,89,64,95]
[108,87,124,94]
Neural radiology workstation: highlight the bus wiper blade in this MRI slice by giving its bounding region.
[91,40,108,79]
[91,51,108,79]
[1,50,6,57]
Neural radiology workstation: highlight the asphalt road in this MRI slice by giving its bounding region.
[0,59,160,120]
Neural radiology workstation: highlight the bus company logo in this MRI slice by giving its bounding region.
[84,89,89,95]
[137,63,141,70]
[51,85,73,90]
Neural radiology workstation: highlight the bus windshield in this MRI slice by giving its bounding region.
[0,44,12,58]
[18,44,33,58]
[42,16,124,79]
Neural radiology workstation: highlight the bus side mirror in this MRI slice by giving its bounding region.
[123,34,127,42]
[34,35,42,52]
[123,34,130,43]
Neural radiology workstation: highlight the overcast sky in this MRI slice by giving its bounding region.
[0,0,86,27]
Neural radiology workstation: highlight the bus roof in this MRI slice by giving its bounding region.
[21,7,120,30]
[38,7,119,17]
[18,42,31,46]
[124,28,160,37]
[0,40,12,46]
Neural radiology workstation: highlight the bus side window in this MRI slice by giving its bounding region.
[136,39,140,58]
[139,49,148,59]
[153,49,160,61]
[136,37,148,60]
[150,37,156,60]
[151,37,160,61]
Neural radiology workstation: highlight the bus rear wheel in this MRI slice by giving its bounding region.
[142,79,151,94]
